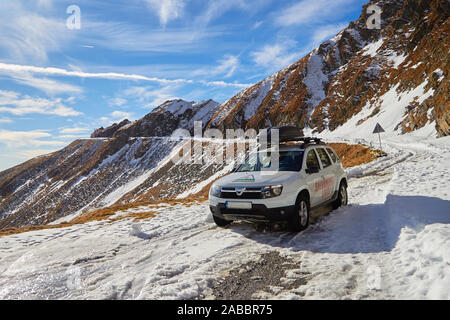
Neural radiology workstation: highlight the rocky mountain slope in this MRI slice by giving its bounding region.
[207,0,448,137]
[0,100,226,228]
[0,0,448,229]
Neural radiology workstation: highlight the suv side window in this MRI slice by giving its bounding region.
[316,148,332,168]
[306,149,320,170]
[326,148,337,163]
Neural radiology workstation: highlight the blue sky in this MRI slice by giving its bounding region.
[0,0,367,170]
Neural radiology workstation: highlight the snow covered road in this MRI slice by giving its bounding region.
[0,136,449,299]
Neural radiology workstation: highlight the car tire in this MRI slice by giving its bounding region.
[212,214,232,227]
[289,193,310,232]
[333,181,348,209]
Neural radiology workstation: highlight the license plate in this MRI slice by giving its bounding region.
[226,201,252,209]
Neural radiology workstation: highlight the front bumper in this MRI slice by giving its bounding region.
[210,203,296,222]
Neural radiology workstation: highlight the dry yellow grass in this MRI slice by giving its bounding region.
[327,143,380,168]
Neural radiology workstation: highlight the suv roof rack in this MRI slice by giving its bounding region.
[289,137,324,144]
[257,126,324,147]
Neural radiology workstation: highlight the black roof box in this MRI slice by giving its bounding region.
[257,126,303,143]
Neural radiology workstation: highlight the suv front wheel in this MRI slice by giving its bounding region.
[289,193,310,232]
[212,214,232,227]
[333,181,348,209]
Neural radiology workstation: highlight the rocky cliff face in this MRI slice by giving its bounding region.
[90,119,131,138]
[0,0,448,229]
[207,0,449,137]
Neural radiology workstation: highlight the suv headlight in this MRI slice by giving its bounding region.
[210,185,222,197]
[262,185,283,198]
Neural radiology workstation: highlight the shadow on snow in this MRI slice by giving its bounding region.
[227,195,450,254]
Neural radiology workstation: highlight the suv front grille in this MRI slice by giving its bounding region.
[219,187,263,199]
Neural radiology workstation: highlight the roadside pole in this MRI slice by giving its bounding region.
[373,123,385,151]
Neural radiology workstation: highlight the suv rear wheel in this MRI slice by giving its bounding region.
[333,181,348,209]
[289,193,310,232]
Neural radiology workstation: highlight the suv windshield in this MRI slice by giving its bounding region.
[235,151,304,172]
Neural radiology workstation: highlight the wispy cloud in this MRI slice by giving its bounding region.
[82,19,225,53]
[252,21,264,30]
[8,73,83,95]
[0,2,72,63]
[108,97,128,108]
[124,85,180,109]
[214,55,239,78]
[0,90,81,117]
[251,41,300,71]
[275,0,358,27]
[0,129,66,148]
[110,110,132,120]
[311,23,347,44]
[193,54,240,78]
[99,110,134,127]
[0,62,249,89]
[0,62,192,84]
[144,0,184,26]
[37,0,53,9]
[195,0,270,26]
[59,127,91,134]
[200,80,250,88]
[0,117,13,124]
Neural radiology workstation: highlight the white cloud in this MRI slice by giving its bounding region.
[124,85,180,108]
[200,80,250,89]
[37,0,53,9]
[99,110,134,127]
[0,129,66,148]
[82,19,224,53]
[275,0,357,27]
[193,54,240,78]
[108,97,127,108]
[59,135,86,139]
[0,117,13,124]
[251,41,300,71]
[0,62,192,84]
[145,0,184,26]
[0,90,19,100]
[60,127,91,134]
[252,21,264,30]
[0,62,251,90]
[197,0,246,25]
[215,55,239,78]
[195,0,269,26]
[0,90,81,117]
[0,2,72,63]
[111,110,132,120]
[9,73,83,95]
[311,23,347,44]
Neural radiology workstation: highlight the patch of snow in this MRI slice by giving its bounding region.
[304,53,328,116]
[433,68,444,82]
[362,38,384,58]
[385,51,407,68]
[243,77,274,121]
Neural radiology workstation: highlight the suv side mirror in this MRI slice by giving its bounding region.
[305,166,320,174]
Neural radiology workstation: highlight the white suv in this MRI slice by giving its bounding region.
[209,135,348,232]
